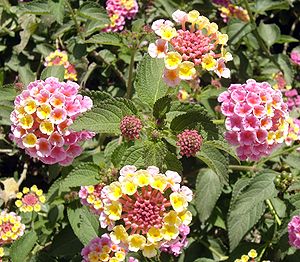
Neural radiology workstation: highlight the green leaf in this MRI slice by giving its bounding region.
[195,169,223,222]
[78,1,109,24]
[204,140,239,163]
[10,231,38,262]
[228,172,278,251]
[144,141,167,169]
[80,90,112,106]
[0,85,17,101]
[255,0,290,14]
[40,65,65,81]
[18,64,35,86]
[121,144,145,168]
[164,151,183,173]
[87,33,124,46]
[258,22,280,47]
[72,98,137,133]
[197,144,229,184]
[275,54,294,85]
[68,205,99,245]
[49,0,65,25]
[227,20,254,45]
[47,163,100,200]
[153,95,172,120]
[275,35,299,44]
[111,143,129,168]
[135,55,169,107]
[20,0,50,15]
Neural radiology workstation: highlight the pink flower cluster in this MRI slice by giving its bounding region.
[291,49,300,66]
[81,234,127,261]
[104,0,138,32]
[218,79,289,161]
[176,129,203,157]
[120,115,142,140]
[10,77,94,165]
[79,184,105,215]
[288,215,300,249]
[284,89,300,111]
[160,224,190,256]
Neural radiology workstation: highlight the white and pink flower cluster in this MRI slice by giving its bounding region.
[10,77,94,165]
[288,215,300,249]
[218,79,289,161]
[104,0,138,32]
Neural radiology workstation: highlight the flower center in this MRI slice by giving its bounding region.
[121,186,169,235]
[22,193,39,206]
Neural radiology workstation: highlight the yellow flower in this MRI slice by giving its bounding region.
[160,26,178,41]
[110,225,129,244]
[114,250,126,261]
[151,174,168,192]
[163,210,181,226]
[134,171,153,187]
[248,249,257,258]
[147,227,163,243]
[187,10,200,23]
[178,61,196,80]
[22,133,37,148]
[19,114,34,129]
[206,22,218,35]
[37,104,51,119]
[107,182,123,201]
[201,54,217,71]
[142,242,158,258]
[24,100,37,114]
[121,180,137,195]
[128,234,146,252]
[241,255,249,262]
[196,16,209,30]
[104,201,122,220]
[164,52,182,70]
[170,192,188,212]
[178,210,193,225]
[217,33,229,45]
[39,120,54,135]
[162,224,179,240]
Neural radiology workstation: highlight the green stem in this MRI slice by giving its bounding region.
[126,49,136,99]
[66,0,84,40]
[257,241,269,261]
[229,165,260,172]
[265,199,282,226]
[198,239,229,261]
[242,0,283,72]
[212,119,225,125]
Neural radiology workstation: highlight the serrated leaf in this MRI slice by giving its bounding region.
[121,144,144,168]
[40,65,65,81]
[10,231,38,262]
[228,172,278,251]
[77,1,109,24]
[68,206,99,245]
[104,139,119,163]
[72,98,137,133]
[18,64,35,86]
[197,144,229,184]
[227,20,254,45]
[135,55,169,107]
[111,143,129,168]
[0,85,17,101]
[204,140,239,163]
[164,151,183,173]
[87,33,123,46]
[153,95,171,120]
[20,1,50,15]
[49,0,65,25]
[80,90,112,106]
[258,22,280,47]
[195,169,223,222]
[144,141,167,169]
[47,163,100,200]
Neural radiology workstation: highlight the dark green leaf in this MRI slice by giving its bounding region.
[144,141,167,169]
[258,22,280,47]
[87,33,123,46]
[40,65,65,81]
[78,2,109,24]
[49,0,65,24]
[153,95,172,120]
[80,90,112,106]
[227,20,254,45]
[20,1,50,15]
[121,144,144,168]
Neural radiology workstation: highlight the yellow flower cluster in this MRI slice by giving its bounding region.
[0,211,25,245]
[15,185,46,213]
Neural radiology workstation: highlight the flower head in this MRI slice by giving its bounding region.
[0,211,25,245]
[81,234,127,262]
[288,215,300,249]
[176,129,203,157]
[10,77,94,165]
[120,115,142,140]
[15,185,45,212]
[91,165,192,257]
[218,79,289,161]
[291,49,300,66]
[79,184,105,215]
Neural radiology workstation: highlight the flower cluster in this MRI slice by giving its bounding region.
[89,165,192,258]
[176,129,203,157]
[10,77,94,165]
[218,79,289,161]
[104,0,138,32]
[79,184,105,215]
[234,249,257,262]
[284,117,300,146]
[148,9,232,87]
[284,89,300,111]
[0,211,25,245]
[120,115,142,140]
[44,50,77,81]
[288,215,300,249]
[291,49,300,66]
[81,234,127,262]
[15,185,45,212]
[219,4,249,23]
[273,72,290,91]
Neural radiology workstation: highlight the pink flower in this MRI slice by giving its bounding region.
[288,215,300,249]
[291,50,300,65]
[120,115,142,140]
[148,39,168,58]
[176,129,203,157]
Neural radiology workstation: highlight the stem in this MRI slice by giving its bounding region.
[126,49,136,99]
[17,162,29,187]
[242,0,283,72]
[229,165,260,172]
[65,0,84,40]
[265,199,282,226]
[198,239,229,261]
[212,119,225,125]
[257,242,269,261]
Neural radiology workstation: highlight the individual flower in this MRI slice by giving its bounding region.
[79,184,105,215]
[291,49,300,66]
[120,115,142,140]
[0,211,25,245]
[176,129,203,157]
[103,0,138,32]
[288,215,300,249]
[81,234,127,262]
[15,185,45,212]
[284,89,300,111]
[10,77,94,165]
[148,9,231,86]
[218,79,289,161]
[91,166,193,257]
[284,118,300,146]
[44,50,77,81]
